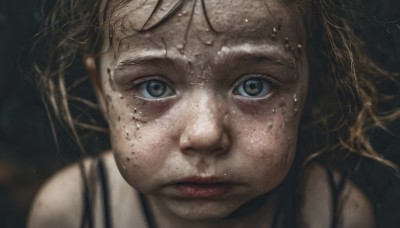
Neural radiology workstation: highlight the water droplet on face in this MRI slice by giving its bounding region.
[177,13,182,17]
[176,43,184,50]
[293,94,298,103]
[294,108,298,113]
[205,40,213,45]
[272,109,276,113]
[244,18,249,22]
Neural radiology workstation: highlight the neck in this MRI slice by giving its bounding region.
[146,190,280,228]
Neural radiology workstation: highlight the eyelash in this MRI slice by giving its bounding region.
[232,74,279,99]
[128,74,280,103]
[129,76,176,99]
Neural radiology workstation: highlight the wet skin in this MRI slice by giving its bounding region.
[97,0,309,225]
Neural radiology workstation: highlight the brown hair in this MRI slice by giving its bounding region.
[32,0,399,169]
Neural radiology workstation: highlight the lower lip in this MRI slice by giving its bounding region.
[173,183,233,198]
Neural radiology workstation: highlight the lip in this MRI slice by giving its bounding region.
[170,176,235,198]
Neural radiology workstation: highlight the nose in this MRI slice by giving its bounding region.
[179,92,230,156]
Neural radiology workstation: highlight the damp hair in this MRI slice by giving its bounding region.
[32,0,399,175]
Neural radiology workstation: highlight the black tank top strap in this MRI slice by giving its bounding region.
[138,192,157,228]
[325,166,346,228]
[97,157,113,228]
[79,157,113,228]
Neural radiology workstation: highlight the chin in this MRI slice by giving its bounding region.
[166,199,242,221]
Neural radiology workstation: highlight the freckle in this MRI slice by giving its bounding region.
[284,44,290,51]
[279,101,285,107]
[120,95,124,99]
[284,37,289,44]
[107,68,111,74]
[106,95,112,101]
[268,123,273,130]
[270,33,276,41]
[126,157,130,162]
[118,116,121,121]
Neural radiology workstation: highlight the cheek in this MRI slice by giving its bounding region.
[232,103,299,189]
[109,115,175,189]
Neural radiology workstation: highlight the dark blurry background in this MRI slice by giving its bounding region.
[0,0,399,227]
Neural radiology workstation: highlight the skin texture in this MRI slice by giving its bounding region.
[27,0,376,228]
[98,0,308,225]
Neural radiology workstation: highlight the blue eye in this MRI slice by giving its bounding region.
[138,79,174,99]
[234,77,272,98]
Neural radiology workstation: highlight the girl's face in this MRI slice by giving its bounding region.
[97,0,308,221]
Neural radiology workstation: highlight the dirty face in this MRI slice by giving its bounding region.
[98,0,308,221]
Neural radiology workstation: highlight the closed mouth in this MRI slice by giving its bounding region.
[172,178,234,198]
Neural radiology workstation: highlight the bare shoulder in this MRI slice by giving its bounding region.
[301,163,376,228]
[28,152,147,228]
[27,157,92,228]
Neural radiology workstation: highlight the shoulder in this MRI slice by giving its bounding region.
[301,163,376,228]
[28,152,147,228]
[27,156,91,228]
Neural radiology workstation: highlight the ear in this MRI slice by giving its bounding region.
[85,56,108,120]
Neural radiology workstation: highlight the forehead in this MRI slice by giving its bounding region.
[107,0,304,42]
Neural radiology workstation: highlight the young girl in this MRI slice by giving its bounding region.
[28,0,399,227]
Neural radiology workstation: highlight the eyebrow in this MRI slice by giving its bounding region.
[114,44,296,73]
[114,50,187,73]
[216,44,296,70]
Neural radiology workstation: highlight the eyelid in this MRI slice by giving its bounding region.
[129,76,176,100]
[232,73,278,90]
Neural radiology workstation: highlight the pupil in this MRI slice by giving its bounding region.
[147,80,166,97]
[244,79,262,96]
